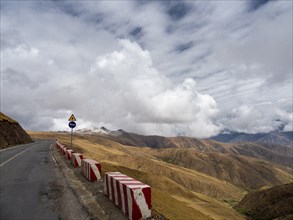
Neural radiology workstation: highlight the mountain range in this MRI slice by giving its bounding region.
[211,131,293,148]
[75,127,293,168]
[76,127,293,148]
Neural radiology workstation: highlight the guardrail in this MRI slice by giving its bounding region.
[55,140,152,220]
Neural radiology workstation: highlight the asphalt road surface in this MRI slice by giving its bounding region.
[0,140,88,220]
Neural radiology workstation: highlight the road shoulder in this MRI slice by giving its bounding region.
[51,143,127,220]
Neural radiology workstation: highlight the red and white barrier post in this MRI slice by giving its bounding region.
[59,145,64,153]
[71,153,83,167]
[81,159,101,181]
[61,147,67,155]
[65,149,74,160]
[105,172,152,220]
[55,141,62,151]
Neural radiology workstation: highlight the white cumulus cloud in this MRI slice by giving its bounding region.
[1,1,292,136]
[220,104,293,134]
[85,39,220,137]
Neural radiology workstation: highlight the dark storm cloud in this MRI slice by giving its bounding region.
[167,2,191,21]
[248,0,271,12]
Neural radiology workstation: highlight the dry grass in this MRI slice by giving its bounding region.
[29,131,247,220]
[147,148,293,191]
[235,183,293,220]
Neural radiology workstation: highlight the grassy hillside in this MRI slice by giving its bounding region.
[235,183,293,220]
[29,131,293,220]
[29,131,245,220]
[82,130,293,168]
[152,148,293,190]
[171,138,293,168]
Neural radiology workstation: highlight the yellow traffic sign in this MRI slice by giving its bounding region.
[68,114,76,121]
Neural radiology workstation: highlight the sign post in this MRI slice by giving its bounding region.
[68,114,77,148]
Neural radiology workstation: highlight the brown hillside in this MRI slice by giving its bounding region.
[106,131,178,148]
[29,131,293,220]
[0,112,32,148]
[235,182,293,220]
[171,137,229,152]
[29,131,245,220]
[171,138,293,168]
[229,142,293,168]
[152,148,293,190]
[169,138,293,168]
[92,130,293,168]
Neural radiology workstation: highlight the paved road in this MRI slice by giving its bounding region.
[0,140,88,220]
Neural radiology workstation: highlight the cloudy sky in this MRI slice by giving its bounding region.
[1,0,292,138]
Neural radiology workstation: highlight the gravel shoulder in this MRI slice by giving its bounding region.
[51,142,127,220]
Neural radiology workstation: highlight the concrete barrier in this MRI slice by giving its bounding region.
[61,147,67,155]
[105,172,152,220]
[55,141,62,151]
[71,153,83,167]
[65,149,74,160]
[55,141,151,220]
[81,159,101,181]
[59,145,64,153]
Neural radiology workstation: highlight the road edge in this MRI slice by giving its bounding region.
[51,141,109,220]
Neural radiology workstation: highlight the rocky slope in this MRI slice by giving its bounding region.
[0,112,32,148]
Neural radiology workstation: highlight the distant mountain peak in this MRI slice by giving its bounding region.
[75,126,125,136]
[100,126,112,133]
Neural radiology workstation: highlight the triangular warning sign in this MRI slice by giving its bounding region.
[68,114,77,121]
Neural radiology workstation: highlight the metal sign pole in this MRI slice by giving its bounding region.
[68,114,76,148]
[71,128,73,148]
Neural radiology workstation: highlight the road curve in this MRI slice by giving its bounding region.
[0,140,88,220]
